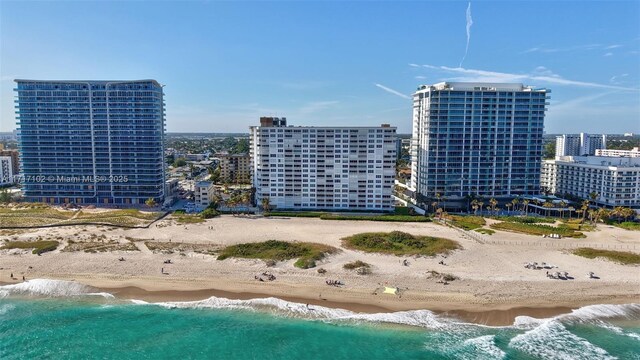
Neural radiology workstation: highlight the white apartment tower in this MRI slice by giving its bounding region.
[411,82,549,202]
[250,117,397,211]
[555,133,607,157]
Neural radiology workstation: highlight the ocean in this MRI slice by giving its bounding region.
[0,280,638,359]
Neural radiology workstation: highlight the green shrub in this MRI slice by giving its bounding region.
[573,248,640,265]
[200,208,220,219]
[474,228,495,235]
[343,260,370,270]
[446,215,486,230]
[217,240,337,269]
[1,240,59,255]
[615,222,640,231]
[490,222,584,238]
[494,216,556,224]
[342,231,460,256]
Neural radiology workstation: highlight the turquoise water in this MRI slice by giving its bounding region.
[0,280,639,359]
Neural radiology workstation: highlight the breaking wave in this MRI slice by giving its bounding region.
[0,279,114,299]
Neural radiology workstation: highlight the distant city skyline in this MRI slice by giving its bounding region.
[1,1,639,134]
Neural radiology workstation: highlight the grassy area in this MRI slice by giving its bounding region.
[445,215,486,230]
[613,222,640,231]
[145,241,219,256]
[216,240,338,269]
[173,214,205,224]
[1,240,59,254]
[321,214,430,222]
[266,210,430,222]
[266,211,324,218]
[490,222,585,238]
[474,228,495,235]
[0,207,162,228]
[494,216,556,224]
[342,231,460,256]
[572,248,640,265]
[63,240,138,253]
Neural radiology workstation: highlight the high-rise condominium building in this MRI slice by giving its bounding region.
[555,133,606,157]
[541,156,640,209]
[15,80,166,205]
[410,82,549,202]
[250,117,397,211]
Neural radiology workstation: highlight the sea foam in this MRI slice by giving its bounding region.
[131,295,452,329]
[0,279,114,299]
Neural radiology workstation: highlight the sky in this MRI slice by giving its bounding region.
[1,1,639,134]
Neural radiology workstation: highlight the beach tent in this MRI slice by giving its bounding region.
[383,287,398,295]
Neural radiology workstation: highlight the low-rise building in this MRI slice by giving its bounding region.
[541,156,640,208]
[595,147,640,158]
[186,154,207,161]
[219,153,251,183]
[194,181,215,209]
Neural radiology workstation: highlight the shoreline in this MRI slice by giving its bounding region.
[3,276,637,326]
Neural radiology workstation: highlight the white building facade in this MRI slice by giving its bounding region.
[541,156,640,208]
[595,147,640,158]
[410,82,549,201]
[0,156,14,186]
[250,118,396,211]
[555,133,606,157]
[194,181,214,209]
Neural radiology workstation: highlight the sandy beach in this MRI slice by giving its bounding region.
[1,215,639,325]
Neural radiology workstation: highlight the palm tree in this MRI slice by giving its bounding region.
[471,199,479,215]
[489,198,498,216]
[588,209,597,225]
[542,201,553,217]
[506,203,512,213]
[145,198,157,208]
[594,208,609,227]
[511,198,519,215]
[522,199,530,215]
[261,196,272,214]
[477,201,484,216]
[431,201,438,213]
[580,200,589,224]
[558,201,568,219]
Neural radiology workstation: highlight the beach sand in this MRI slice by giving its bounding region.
[1,215,639,326]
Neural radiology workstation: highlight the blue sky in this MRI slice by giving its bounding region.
[1,1,638,134]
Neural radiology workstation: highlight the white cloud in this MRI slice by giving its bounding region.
[415,76,427,80]
[603,52,613,57]
[460,2,473,67]
[604,44,622,49]
[408,63,420,67]
[521,44,602,53]
[298,100,339,114]
[374,83,411,99]
[610,73,629,84]
[420,65,639,91]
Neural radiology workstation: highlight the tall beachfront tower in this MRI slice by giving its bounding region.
[555,133,607,157]
[14,80,166,206]
[250,117,397,211]
[410,82,549,204]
